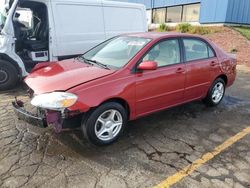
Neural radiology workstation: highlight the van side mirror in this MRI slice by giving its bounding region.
[138,61,157,71]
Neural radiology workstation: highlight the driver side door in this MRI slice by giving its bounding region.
[135,38,186,117]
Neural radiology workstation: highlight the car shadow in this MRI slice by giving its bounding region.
[51,94,250,170]
[54,101,209,159]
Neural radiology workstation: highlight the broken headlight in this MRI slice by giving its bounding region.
[31,92,78,111]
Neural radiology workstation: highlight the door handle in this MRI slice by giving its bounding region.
[176,67,185,73]
[210,61,217,67]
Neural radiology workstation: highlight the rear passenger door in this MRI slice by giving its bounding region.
[182,38,218,101]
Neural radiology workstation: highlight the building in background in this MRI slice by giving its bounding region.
[112,0,250,26]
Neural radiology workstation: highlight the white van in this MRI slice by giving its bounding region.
[0,0,147,90]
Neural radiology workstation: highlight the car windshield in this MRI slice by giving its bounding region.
[82,36,151,69]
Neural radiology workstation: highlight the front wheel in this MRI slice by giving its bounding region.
[82,102,128,146]
[203,78,226,107]
[0,60,19,90]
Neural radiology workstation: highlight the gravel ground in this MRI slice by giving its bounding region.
[0,27,249,188]
[206,27,250,66]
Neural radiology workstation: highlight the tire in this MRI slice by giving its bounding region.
[203,78,226,107]
[0,60,19,90]
[81,102,128,146]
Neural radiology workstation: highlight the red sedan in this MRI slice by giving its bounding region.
[13,32,237,145]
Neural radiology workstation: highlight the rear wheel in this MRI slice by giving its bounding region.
[204,78,225,107]
[82,102,127,146]
[0,60,19,90]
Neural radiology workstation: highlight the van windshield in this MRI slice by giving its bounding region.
[0,9,7,31]
[82,36,151,69]
[0,0,15,32]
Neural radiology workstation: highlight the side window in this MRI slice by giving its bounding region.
[143,39,181,67]
[208,46,215,58]
[15,8,33,29]
[183,39,214,61]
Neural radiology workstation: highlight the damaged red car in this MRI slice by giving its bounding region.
[13,33,237,145]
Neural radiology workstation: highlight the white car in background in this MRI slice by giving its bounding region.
[0,0,147,90]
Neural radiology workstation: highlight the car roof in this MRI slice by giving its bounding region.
[123,32,205,40]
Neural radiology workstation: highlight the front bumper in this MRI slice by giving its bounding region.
[12,99,82,133]
[12,101,47,128]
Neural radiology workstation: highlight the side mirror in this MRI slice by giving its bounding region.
[138,61,157,71]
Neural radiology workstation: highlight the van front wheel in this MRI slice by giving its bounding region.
[0,60,19,90]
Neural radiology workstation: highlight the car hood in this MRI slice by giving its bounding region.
[25,59,115,94]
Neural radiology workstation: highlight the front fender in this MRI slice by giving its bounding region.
[67,72,136,120]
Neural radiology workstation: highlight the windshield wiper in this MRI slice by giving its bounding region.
[77,56,93,66]
[78,56,110,70]
[86,59,110,70]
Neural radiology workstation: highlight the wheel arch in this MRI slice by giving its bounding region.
[99,97,131,119]
[216,74,228,86]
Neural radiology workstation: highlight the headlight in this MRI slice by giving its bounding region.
[31,92,78,110]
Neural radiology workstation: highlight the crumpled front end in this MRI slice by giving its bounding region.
[12,91,82,133]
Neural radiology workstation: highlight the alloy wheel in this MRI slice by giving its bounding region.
[94,109,123,141]
[212,82,224,103]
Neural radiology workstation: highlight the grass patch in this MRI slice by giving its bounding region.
[234,27,250,40]
[176,23,192,33]
[175,23,220,35]
[154,23,223,35]
[189,26,212,35]
[157,23,170,32]
[230,48,238,53]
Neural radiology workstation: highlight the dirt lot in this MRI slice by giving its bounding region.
[206,27,250,67]
[0,27,250,188]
